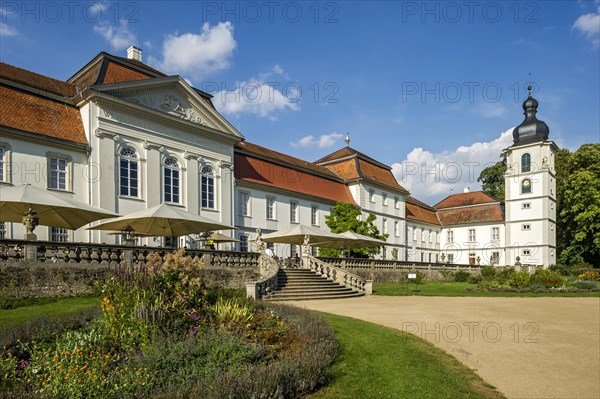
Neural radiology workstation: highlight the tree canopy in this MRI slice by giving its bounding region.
[477,155,507,204]
[319,202,388,258]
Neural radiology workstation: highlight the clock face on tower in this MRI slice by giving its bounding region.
[523,179,530,187]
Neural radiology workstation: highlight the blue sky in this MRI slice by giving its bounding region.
[1,1,598,203]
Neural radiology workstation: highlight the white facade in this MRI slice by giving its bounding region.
[504,141,557,266]
[439,223,506,266]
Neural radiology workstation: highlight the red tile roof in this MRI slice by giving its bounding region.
[434,191,498,209]
[235,141,342,181]
[0,85,86,145]
[235,153,356,204]
[0,62,75,97]
[102,61,152,84]
[405,197,440,226]
[316,146,410,195]
[437,204,504,226]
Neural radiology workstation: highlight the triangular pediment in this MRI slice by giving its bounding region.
[92,77,243,140]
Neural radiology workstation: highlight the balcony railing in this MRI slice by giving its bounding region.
[317,256,478,271]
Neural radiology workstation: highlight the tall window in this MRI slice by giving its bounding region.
[50,227,68,242]
[394,197,400,209]
[468,228,476,242]
[266,196,276,219]
[447,254,454,264]
[0,222,6,239]
[164,157,180,203]
[382,218,387,235]
[383,193,388,206]
[492,227,500,241]
[290,201,299,223]
[201,165,215,209]
[412,228,417,241]
[0,147,5,182]
[369,189,375,202]
[394,220,399,237]
[521,153,531,173]
[239,192,250,216]
[311,205,319,225]
[49,157,67,190]
[119,147,138,197]
[521,178,532,194]
[491,252,500,265]
[429,230,434,243]
[239,235,248,252]
[290,244,298,258]
[447,230,454,243]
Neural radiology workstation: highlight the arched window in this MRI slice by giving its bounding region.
[521,178,532,194]
[164,157,180,203]
[201,165,215,209]
[521,153,531,173]
[119,147,138,197]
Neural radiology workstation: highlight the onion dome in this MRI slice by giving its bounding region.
[512,85,549,146]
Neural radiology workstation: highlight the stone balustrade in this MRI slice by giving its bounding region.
[306,255,373,295]
[0,239,259,269]
[246,253,279,300]
[318,256,479,272]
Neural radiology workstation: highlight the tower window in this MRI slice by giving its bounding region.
[521,179,532,194]
[522,202,531,209]
[521,153,531,173]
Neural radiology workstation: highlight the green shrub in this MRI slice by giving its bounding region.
[454,271,470,282]
[509,271,531,289]
[533,269,566,288]
[572,280,599,290]
[468,274,482,284]
[496,267,516,285]
[480,266,497,281]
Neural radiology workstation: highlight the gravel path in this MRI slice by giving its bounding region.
[289,296,600,399]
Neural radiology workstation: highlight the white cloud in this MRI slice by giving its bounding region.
[93,20,136,51]
[391,129,514,205]
[150,22,236,80]
[213,66,300,120]
[290,132,344,149]
[573,3,600,47]
[0,22,17,37]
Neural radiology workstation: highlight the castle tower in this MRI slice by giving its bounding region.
[504,87,557,266]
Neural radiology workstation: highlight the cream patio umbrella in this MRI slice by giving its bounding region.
[193,231,240,250]
[312,231,387,249]
[0,184,119,240]
[87,203,233,237]
[261,224,347,246]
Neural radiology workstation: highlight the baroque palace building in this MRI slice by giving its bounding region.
[0,47,557,266]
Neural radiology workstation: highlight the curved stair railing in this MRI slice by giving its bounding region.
[245,252,280,300]
[305,255,373,295]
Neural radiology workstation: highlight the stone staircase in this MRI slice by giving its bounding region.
[264,268,364,301]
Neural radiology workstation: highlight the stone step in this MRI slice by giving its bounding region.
[266,267,363,301]
[265,290,364,301]
[277,286,354,293]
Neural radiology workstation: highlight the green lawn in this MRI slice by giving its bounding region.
[374,281,600,297]
[0,295,100,333]
[309,312,505,399]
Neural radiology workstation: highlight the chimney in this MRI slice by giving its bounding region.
[464,187,470,193]
[127,46,142,62]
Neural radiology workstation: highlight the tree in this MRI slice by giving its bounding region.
[319,202,388,258]
[557,144,600,266]
[477,155,507,204]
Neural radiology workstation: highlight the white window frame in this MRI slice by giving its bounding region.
[522,202,531,209]
[163,157,180,204]
[521,153,531,173]
[369,189,375,203]
[468,228,476,242]
[492,227,500,241]
[0,146,5,183]
[429,230,434,243]
[239,191,250,217]
[266,196,276,220]
[383,193,388,206]
[447,254,454,264]
[201,165,216,209]
[522,224,531,231]
[239,234,249,252]
[290,201,299,223]
[0,221,6,239]
[382,218,387,235]
[119,147,139,198]
[50,227,69,242]
[447,230,454,244]
[522,249,531,256]
[311,205,319,226]
[491,251,500,265]
[0,142,12,184]
[394,220,399,237]
[48,156,69,191]
[394,197,400,209]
